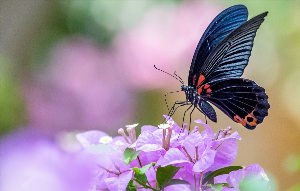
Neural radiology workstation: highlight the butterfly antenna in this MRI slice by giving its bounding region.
[174,71,184,84]
[154,65,184,84]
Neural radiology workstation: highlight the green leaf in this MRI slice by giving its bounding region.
[123,148,141,164]
[126,180,137,191]
[156,165,180,189]
[164,179,189,188]
[140,162,155,174]
[203,166,243,184]
[133,163,155,184]
[135,172,148,184]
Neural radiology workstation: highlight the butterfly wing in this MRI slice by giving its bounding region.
[200,78,269,129]
[188,5,248,87]
[196,12,268,86]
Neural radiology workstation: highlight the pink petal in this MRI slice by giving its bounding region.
[76,130,107,147]
[156,148,191,167]
[193,149,216,173]
[104,171,133,191]
[141,125,158,133]
[136,132,163,152]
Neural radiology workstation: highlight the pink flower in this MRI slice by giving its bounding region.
[0,129,94,191]
[63,116,270,190]
[114,1,218,90]
[134,117,241,189]
[76,128,137,190]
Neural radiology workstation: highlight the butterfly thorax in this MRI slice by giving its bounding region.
[181,85,200,106]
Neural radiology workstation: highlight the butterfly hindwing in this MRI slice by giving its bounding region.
[200,78,269,129]
[188,5,248,87]
[197,12,268,85]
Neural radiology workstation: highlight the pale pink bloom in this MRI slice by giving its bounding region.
[114,1,218,90]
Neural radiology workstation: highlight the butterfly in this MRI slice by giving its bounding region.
[164,4,270,130]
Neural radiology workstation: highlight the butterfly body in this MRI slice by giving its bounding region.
[174,5,270,130]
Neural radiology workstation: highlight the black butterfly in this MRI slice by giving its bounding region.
[165,5,270,130]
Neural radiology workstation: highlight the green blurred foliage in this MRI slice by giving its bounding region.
[0,57,25,135]
[288,183,300,191]
[285,154,300,191]
[285,154,300,173]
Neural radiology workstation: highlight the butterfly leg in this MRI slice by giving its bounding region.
[165,101,190,123]
[164,91,181,112]
[168,101,190,117]
[188,106,196,131]
[182,104,194,132]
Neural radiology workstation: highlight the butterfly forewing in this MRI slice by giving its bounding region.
[188,5,248,87]
[198,12,268,85]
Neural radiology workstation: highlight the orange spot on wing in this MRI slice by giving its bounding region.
[233,112,258,127]
[244,113,258,127]
[233,115,246,126]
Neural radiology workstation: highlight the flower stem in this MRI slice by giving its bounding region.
[199,173,203,191]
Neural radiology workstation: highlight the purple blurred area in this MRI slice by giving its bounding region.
[0,0,300,190]
[23,37,134,134]
[0,129,94,191]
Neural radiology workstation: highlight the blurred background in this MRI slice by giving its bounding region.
[0,0,300,190]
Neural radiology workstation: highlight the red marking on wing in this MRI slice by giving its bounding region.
[196,74,206,87]
[203,84,210,89]
[197,83,212,97]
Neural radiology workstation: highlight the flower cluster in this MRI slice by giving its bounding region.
[76,117,271,191]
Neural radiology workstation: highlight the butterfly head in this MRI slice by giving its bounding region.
[181,85,194,92]
[181,85,197,102]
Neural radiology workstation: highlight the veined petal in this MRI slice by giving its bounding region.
[136,131,162,152]
[193,148,216,173]
[156,148,191,167]
[209,139,238,171]
[195,119,215,140]
[104,170,133,191]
